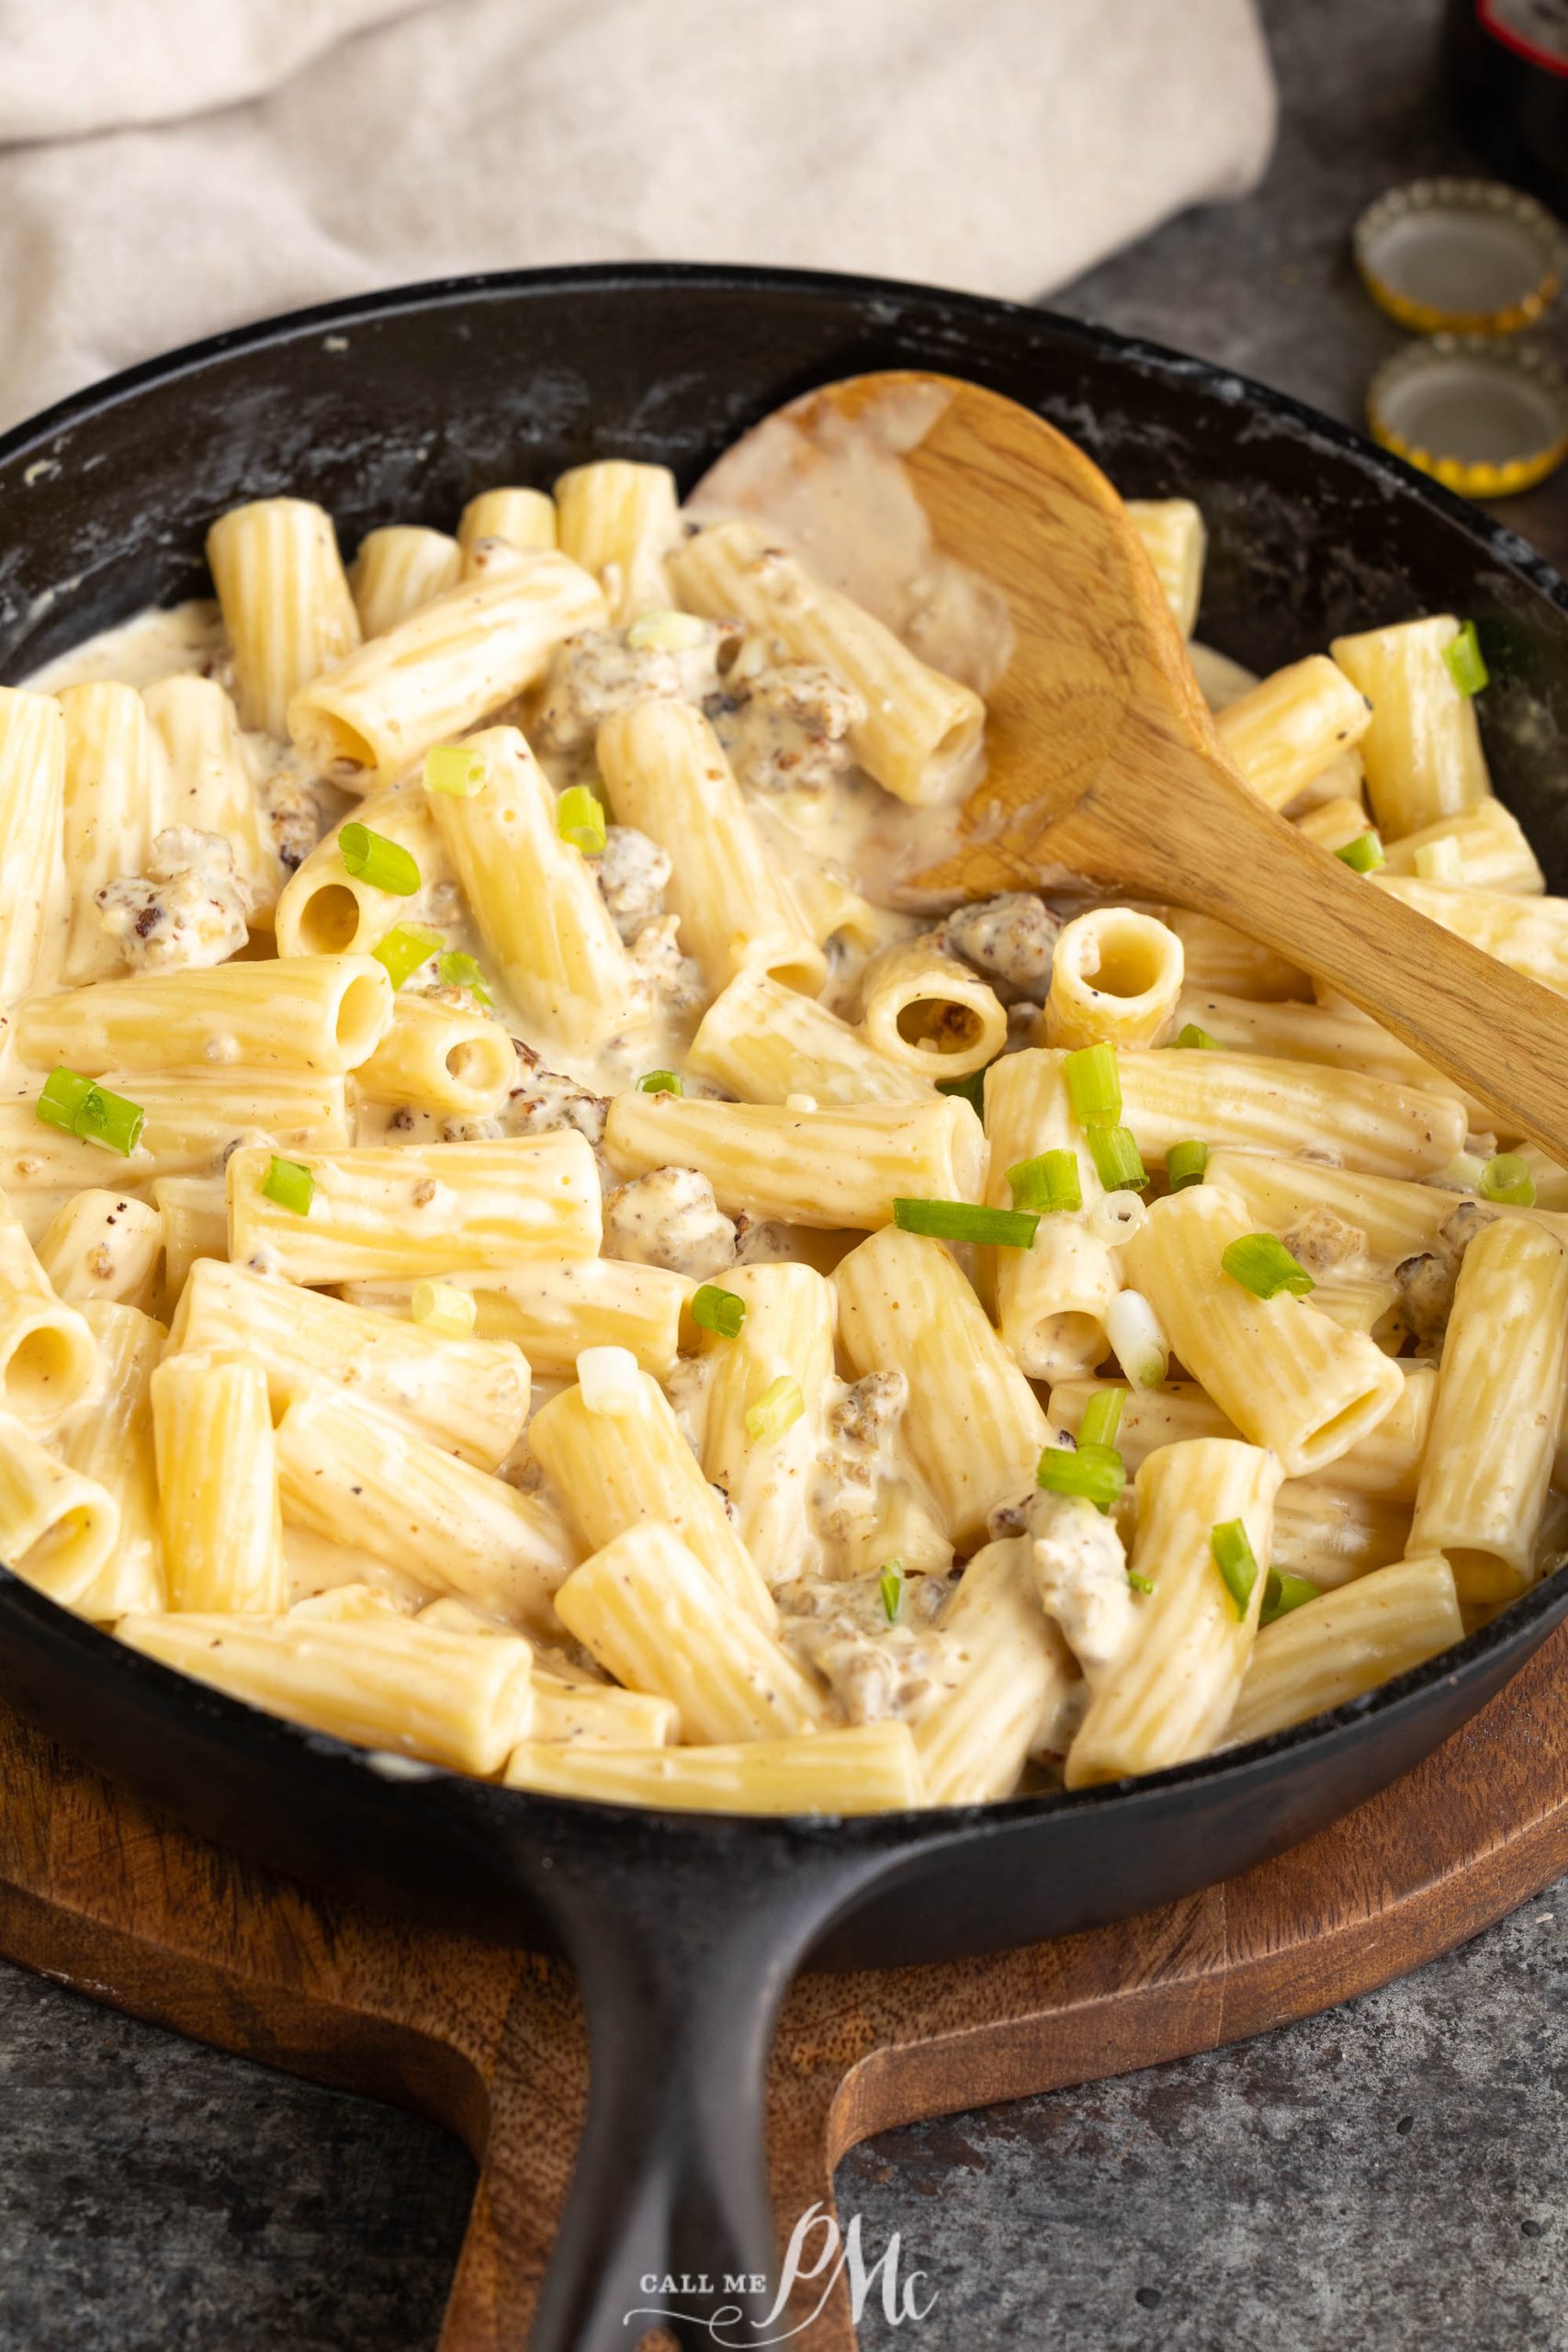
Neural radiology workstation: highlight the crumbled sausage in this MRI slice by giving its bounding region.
[1031,1490,1136,1690]
[1281,1206,1366,1282]
[534,621,733,752]
[938,894,1060,1001]
[707,657,864,799]
[773,1566,954,1725]
[96,827,254,971]
[595,824,672,943]
[604,1164,738,1278]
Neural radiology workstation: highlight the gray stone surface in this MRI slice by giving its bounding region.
[2,1,1566,2346]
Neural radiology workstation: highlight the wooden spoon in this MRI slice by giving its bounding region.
[697,369,1568,1161]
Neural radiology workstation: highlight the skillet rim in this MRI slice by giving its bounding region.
[3,257,1566,1846]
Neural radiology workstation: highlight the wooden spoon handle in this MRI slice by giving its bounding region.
[1087,755,1568,1162]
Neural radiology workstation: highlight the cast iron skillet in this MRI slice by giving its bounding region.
[2,266,1567,2352]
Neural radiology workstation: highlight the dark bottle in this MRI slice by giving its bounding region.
[1445,0,1568,214]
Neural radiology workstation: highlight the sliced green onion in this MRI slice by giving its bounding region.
[1439,1148,1488,1193]
[435,949,493,1006]
[36,1067,96,1136]
[1065,1042,1120,1126]
[691,1283,746,1340]
[936,1069,989,1116]
[1127,1569,1155,1596]
[626,608,711,652]
[893,1197,1039,1248]
[1260,1568,1320,1627]
[73,1082,145,1158]
[1444,619,1489,696]
[1037,1439,1126,1513]
[879,1560,904,1622]
[637,1069,683,1096]
[1107,1287,1168,1388]
[1222,1232,1315,1298]
[1211,1518,1260,1621]
[1087,1124,1147,1193]
[1172,1023,1220,1051]
[1007,1148,1082,1215]
[373,922,444,989]
[1335,831,1385,874]
[1167,1138,1210,1193]
[1078,1388,1124,1451]
[340,821,421,896]
[557,785,607,854]
[423,743,488,797]
[411,1278,477,1339]
[1413,836,1464,884]
[262,1155,314,1216]
[1480,1150,1536,1205]
[744,1374,805,1444]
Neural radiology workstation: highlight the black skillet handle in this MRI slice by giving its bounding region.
[508,1826,897,2352]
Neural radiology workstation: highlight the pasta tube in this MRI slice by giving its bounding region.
[287,553,606,789]
[1371,873,1568,999]
[354,992,514,1116]
[1125,499,1205,637]
[152,1350,285,1613]
[423,725,651,1053]
[227,1132,600,1285]
[1226,1555,1462,1747]
[343,1258,691,1380]
[669,519,986,807]
[554,460,678,621]
[1331,615,1491,837]
[37,1190,163,1311]
[696,1262,835,1581]
[1268,1486,1413,1589]
[1410,1215,1568,1600]
[17,955,393,1079]
[688,967,931,1106]
[859,942,1007,1080]
[276,1387,576,1633]
[984,1047,1120,1382]
[118,1611,534,1775]
[596,700,826,995]
[1122,1186,1403,1476]
[1202,1148,1453,1273]
[1066,1437,1283,1786]
[834,1225,1050,1546]
[170,1257,529,1469]
[1172,989,1475,1115]
[529,1372,774,1626]
[526,1671,678,1750]
[0,1195,98,1425]
[915,1537,1076,1804]
[745,802,883,956]
[273,782,452,960]
[142,675,282,920]
[0,688,68,1001]
[0,1409,118,1607]
[351,526,463,636]
[457,488,557,562]
[502,1723,924,1814]
[0,1075,348,1197]
[59,1301,164,1617]
[553,1522,823,1743]
[604,1092,986,1231]
[59,683,165,981]
[1043,909,1184,1051]
[207,497,362,739]
[154,1175,227,1303]
[1379,798,1543,895]
[1214,655,1372,812]
[1144,906,1309,1001]
[1117,1050,1465,1180]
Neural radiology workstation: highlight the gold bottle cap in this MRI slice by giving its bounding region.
[1368,335,1568,497]
[1353,177,1564,334]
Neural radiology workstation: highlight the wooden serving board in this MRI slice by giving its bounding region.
[2,1625,1567,2352]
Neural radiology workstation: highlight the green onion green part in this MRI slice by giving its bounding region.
[1480,1150,1536,1206]
[1036,1439,1126,1513]
[1167,1138,1210,1193]
[1087,1124,1148,1193]
[637,1069,683,1096]
[1221,1231,1315,1299]
[1127,1569,1155,1596]
[1006,1148,1082,1215]
[1078,1387,1125,1451]
[1064,1042,1121,1127]
[1443,620,1489,697]
[879,1561,904,1622]
[35,1067,96,1136]
[893,1197,1040,1248]
[1211,1518,1260,1620]
[1335,831,1385,873]
[411,1279,477,1339]
[1172,1023,1221,1051]
[691,1283,746,1340]
[372,922,444,989]
[423,743,488,797]
[340,821,421,896]
[73,1083,145,1158]
[262,1155,314,1216]
[936,1069,989,1116]
[557,785,607,854]
[435,950,494,1006]
[744,1374,805,1445]
[1260,1568,1320,1627]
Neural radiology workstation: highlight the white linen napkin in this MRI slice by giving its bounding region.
[0,0,1276,432]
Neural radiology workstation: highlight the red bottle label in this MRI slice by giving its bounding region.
[1479,0,1568,74]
